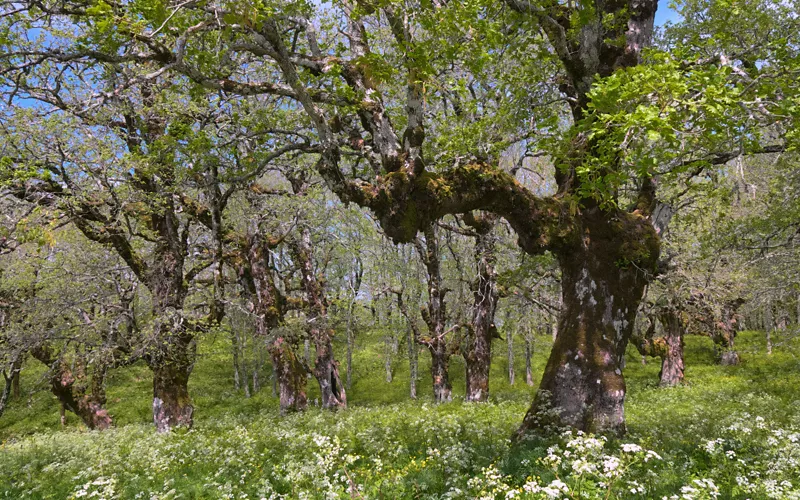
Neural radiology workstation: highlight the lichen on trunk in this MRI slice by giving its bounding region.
[270,337,308,414]
[515,209,658,437]
[152,362,193,433]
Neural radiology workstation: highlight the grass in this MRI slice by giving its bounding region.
[1,330,799,499]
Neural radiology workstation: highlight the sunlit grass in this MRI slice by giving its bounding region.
[1,330,798,498]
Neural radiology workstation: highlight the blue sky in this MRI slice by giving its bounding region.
[655,0,682,26]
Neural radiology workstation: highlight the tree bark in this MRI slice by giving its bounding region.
[292,227,347,409]
[407,323,418,399]
[507,329,515,386]
[715,298,745,365]
[238,230,308,415]
[270,337,308,414]
[232,328,242,391]
[384,334,395,383]
[0,352,22,419]
[31,346,114,431]
[464,214,499,402]
[428,338,452,403]
[525,337,534,387]
[11,368,19,399]
[764,304,773,355]
[656,308,685,387]
[151,361,193,432]
[147,303,195,432]
[415,225,455,403]
[515,210,657,437]
[347,320,355,388]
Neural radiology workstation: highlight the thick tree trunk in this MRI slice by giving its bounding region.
[152,360,193,432]
[428,339,452,403]
[270,337,308,414]
[465,332,491,400]
[144,239,196,432]
[515,210,657,437]
[239,231,308,414]
[148,304,195,433]
[656,309,685,387]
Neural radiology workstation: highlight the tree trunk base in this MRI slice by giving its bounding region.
[719,350,740,366]
[314,341,347,410]
[152,365,193,433]
[271,339,308,415]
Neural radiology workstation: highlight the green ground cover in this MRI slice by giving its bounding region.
[2,331,799,499]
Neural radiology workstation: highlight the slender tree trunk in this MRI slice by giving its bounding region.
[11,369,19,399]
[304,339,311,374]
[515,211,657,437]
[507,329,515,386]
[525,337,534,387]
[765,304,774,355]
[347,321,355,389]
[240,332,251,398]
[465,214,499,402]
[232,329,241,390]
[0,353,22,418]
[384,334,394,383]
[271,362,278,397]
[407,324,417,399]
[253,342,264,393]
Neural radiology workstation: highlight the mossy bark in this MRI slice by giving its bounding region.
[428,339,452,403]
[152,361,193,432]
[239,230,309,414]
[31,346,113,430]
[715,298,745,366]
[292,228,347,410]
[515,209,658,437]
[270,338,308,414]
[146,244,195,432]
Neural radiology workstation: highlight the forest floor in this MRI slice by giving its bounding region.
[2,330,799,499]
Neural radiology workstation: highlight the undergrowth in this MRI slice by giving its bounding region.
[1,331,799,499]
